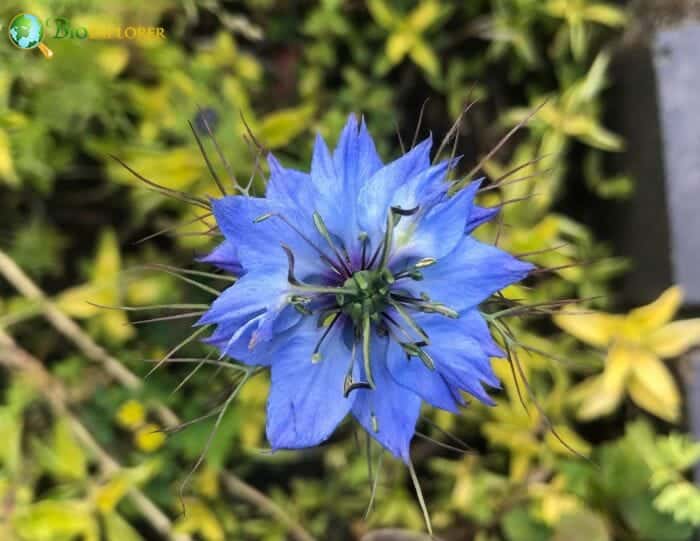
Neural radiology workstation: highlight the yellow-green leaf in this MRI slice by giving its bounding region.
[13,500,98,541]
[0,407,22,474]
[647,318,700,358]
[386,31,414,64]
[553,306,622,348]
[96,46,130,78]
[257,105,315,149]
[56,283,105,317]
[99,306,135,343]
[410,39,440,78]
[94,462,159,512]
[569,20,587,61]
[570,117,624,151]
[55,229,122,316]
[628,354,680,422]
[407,0,442,32]
[174,498,224,541]
[36,417,87,481]
[93,229,119,280]
[577,52,611,103]
[571,375,623,421]
[103,512,143,541]
[584,5,627,26]
[367,0,398,29]
[601,342,635,396]
[629,286,683,332]
[0,128,19,187]
[553,509,610,541]
[108,147,203,191]
[94,477,131,513]
[546,424,592,457]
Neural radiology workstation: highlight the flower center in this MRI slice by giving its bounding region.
[337,269,395,327]
[257,207,460,395]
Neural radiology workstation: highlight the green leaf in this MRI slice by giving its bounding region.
[569,20,587,61]
[8,219,67,279]
[410,39,440,78]
[578,52,611,103]
[654,481,700,526]
[627,355,680,423]
[257,105,315,149]
[33,417,88,481]
[568,117,623,151]
[13,500,99,541]
[584,5,627,27]
[620,493,694,541]
[108,147,203,191]
[407,0,444,32]
[386,31,414,64]
[94,461,160,512]
[502,507,552,541]
[174,498,225,541]
[103,512,144,541]
[0,128,19,187]
[367,0,398,29]
[0,407,22,474]
[553,510,610,541]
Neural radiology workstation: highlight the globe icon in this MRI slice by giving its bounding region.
[8,13,44,50]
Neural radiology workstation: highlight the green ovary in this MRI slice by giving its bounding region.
[338,269,395,326]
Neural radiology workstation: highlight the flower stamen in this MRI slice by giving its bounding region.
[256,212,347,277]
[312,312,341,363]
[313,212,353,276]
[362,312,376,389]
[343,339,372,397]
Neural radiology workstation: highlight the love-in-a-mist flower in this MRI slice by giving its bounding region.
[197,115,533,461]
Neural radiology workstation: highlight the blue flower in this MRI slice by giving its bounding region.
[197,115,533,462]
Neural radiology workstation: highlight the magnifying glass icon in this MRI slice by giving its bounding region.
[8,13,54,59]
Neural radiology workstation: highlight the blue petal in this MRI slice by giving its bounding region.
[408,236,534,312]
[197,267,286,328]
[212,195,325,278]
[197,265,298,361]
[309,133,340,215]
[419,311,501,400]
[328,115,385,256]
[203,309,301,366]
[333,114,383,199]
[305,132,366,246]
[389,156,462,214]
[351,332,422,462]
[357,137,433,241]
[311,132,338,192]
[266,153,316,212]
[250,303,303,347]
[393,179,481,262]
[466,205,499,233]
[388,311,501,408]
[197,241,243,275]
[458,309,503,358]
[266,319,355,449]
[386,339,463,413]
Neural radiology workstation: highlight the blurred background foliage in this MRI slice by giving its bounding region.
[0,0,699,540]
